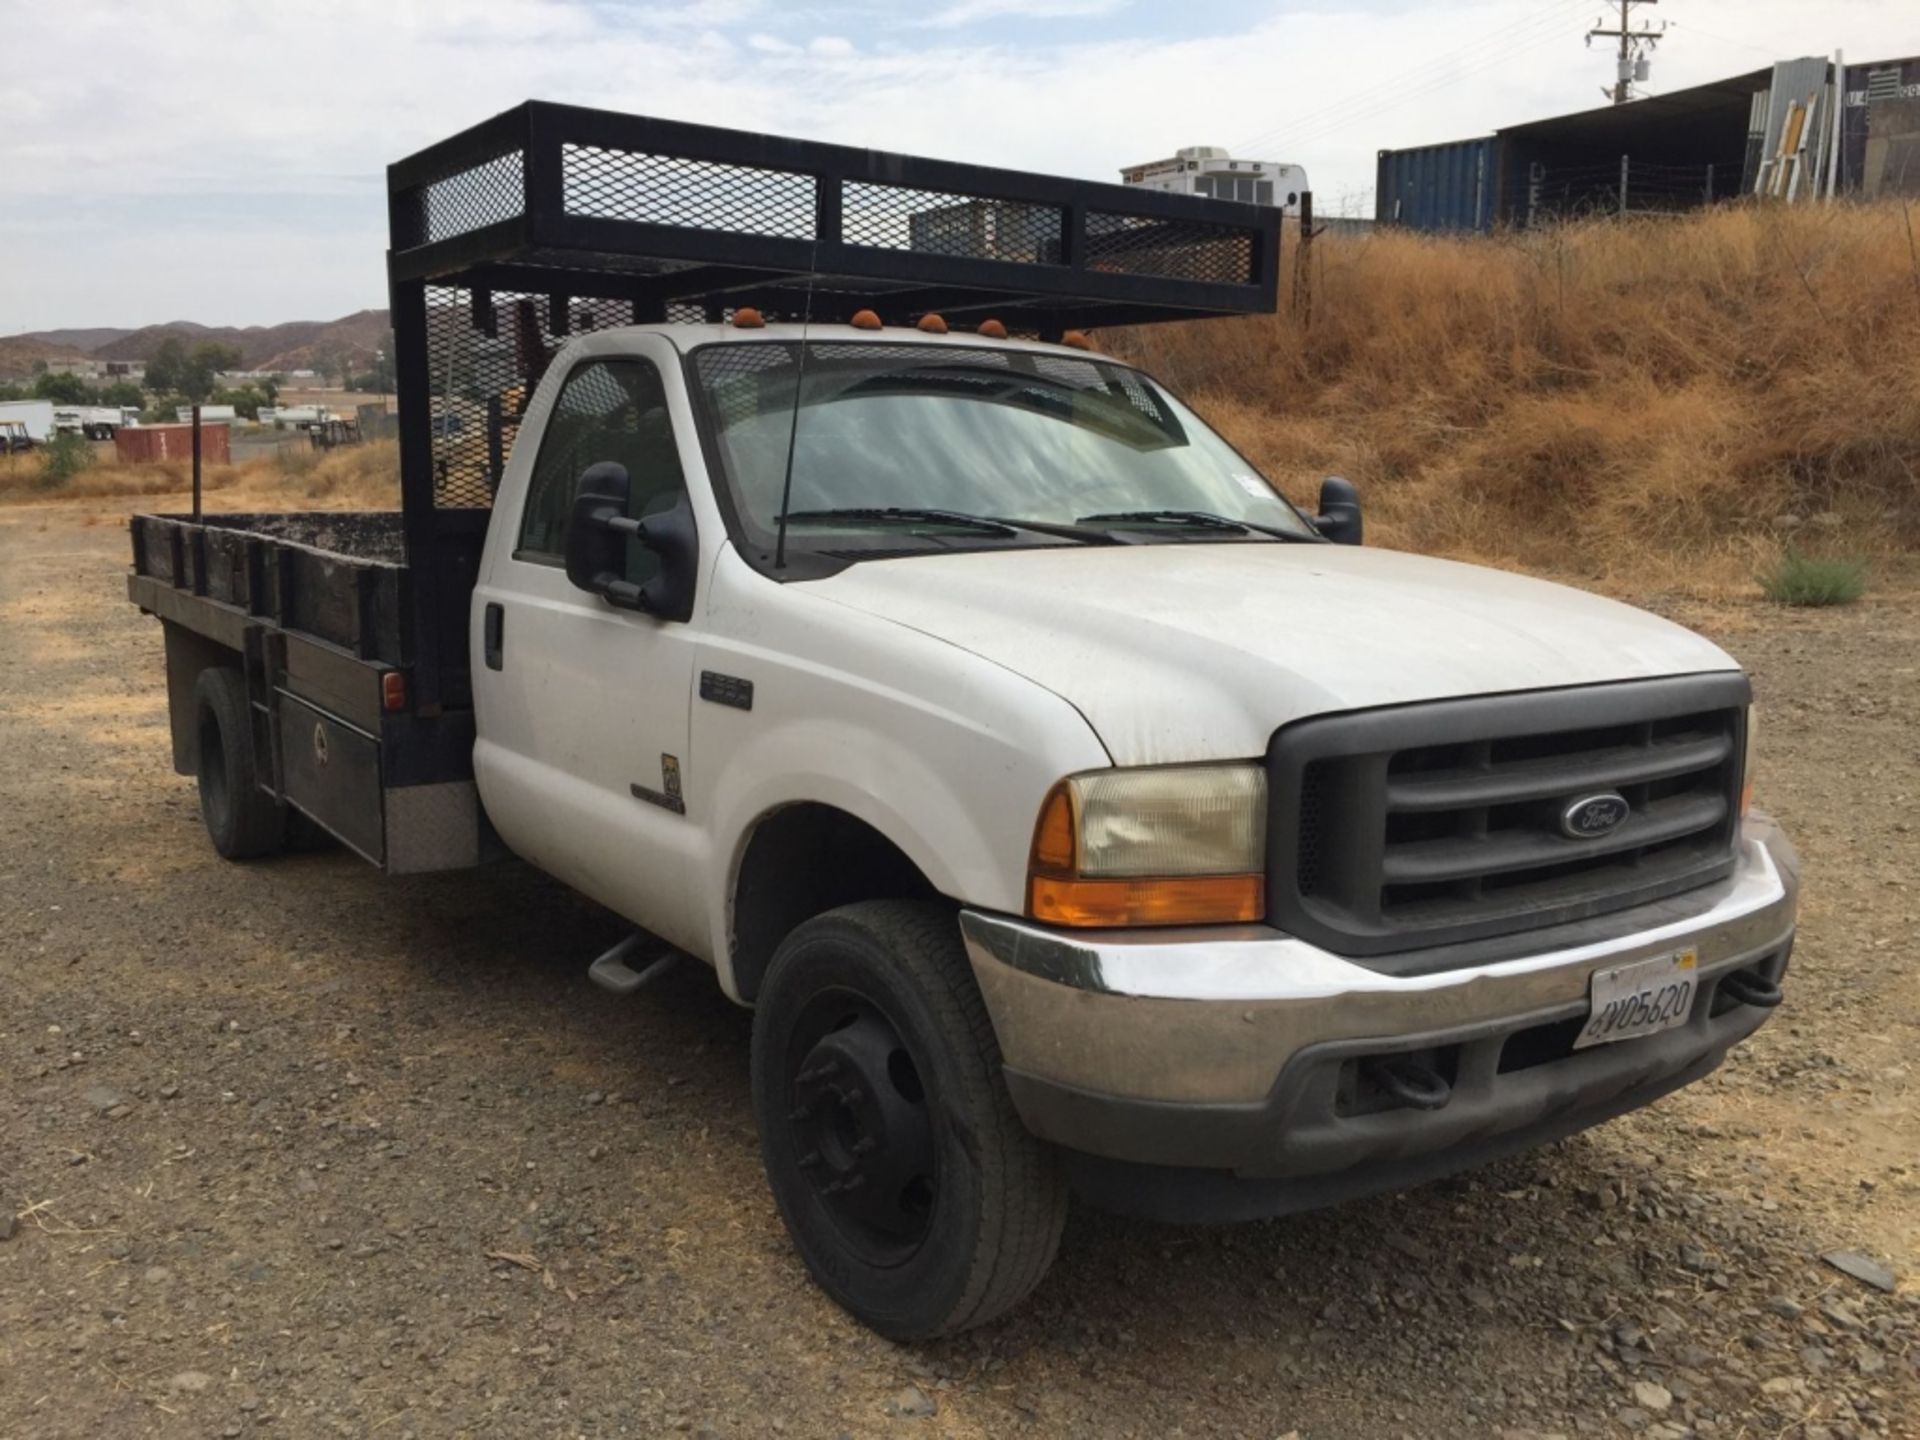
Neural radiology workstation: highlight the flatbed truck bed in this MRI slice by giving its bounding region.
[127,510,486,872]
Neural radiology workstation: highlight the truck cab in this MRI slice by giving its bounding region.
[129,103,1796,1342]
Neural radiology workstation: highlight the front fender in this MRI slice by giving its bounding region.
[693,549,1110,1000]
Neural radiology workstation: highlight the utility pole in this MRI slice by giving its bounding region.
[1588,0,1664,105]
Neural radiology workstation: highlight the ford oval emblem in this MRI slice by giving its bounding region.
[1560,791,1629,839]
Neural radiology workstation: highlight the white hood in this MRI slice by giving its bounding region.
[811,543,1739,765]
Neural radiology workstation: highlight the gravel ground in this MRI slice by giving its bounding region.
[1,502,1915,1439]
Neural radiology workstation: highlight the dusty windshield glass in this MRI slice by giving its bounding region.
[688,341,1314,550]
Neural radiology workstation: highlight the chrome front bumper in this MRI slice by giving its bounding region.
[961,814,1797,1191]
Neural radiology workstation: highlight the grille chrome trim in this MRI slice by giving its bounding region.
[1267,673,1751,960]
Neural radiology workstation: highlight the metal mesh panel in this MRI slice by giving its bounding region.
[423,286,570,508]
[843,185,1062,263]
[421,153,525,244]
[1030,355,1172,425]
[692,341,1188,437]
[1084,211,1254,284]
[563,145,815,236]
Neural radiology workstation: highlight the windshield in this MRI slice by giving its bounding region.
[687,341,1315,554]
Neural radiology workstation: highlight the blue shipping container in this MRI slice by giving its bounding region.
[1376,137,1502,233]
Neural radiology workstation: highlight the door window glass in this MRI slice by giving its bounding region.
[518,359,685,580]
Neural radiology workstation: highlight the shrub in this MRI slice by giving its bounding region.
[39,431,96,489]
[1758,548,1867,606]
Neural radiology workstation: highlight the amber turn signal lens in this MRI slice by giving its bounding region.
[1028,873,1264,928]
[1030,783,1077,873]
[380,670,407,713]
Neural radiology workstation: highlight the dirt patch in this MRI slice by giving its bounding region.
[1,509,1914,1439]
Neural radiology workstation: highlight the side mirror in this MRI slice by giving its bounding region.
[563,461,699,622]
[1314,475,1363,546]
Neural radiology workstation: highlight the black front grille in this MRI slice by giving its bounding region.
[1268,674,1750,959]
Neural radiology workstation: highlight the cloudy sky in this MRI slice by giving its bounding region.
[3,0,1914,333]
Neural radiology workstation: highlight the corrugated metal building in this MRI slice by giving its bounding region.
[1374,53,1918,232]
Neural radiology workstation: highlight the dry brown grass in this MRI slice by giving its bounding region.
[0,438,400,511]
[1114,201,1920,596]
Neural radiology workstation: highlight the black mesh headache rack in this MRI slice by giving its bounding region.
[387,100,1281,709]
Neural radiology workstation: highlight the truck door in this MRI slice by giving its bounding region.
[471,341,704,952]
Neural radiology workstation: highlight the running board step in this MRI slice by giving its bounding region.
[587,933,679,996]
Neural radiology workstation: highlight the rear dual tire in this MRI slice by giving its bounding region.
[194,667,284,860]
[751,900,1067,1340]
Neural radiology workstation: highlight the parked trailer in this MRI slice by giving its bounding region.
[0,399,57,444]
[53,405,132,440]
[176,404,239,425]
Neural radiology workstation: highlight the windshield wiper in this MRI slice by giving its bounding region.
[780,507,1120,544]
[1076,509,1316,542]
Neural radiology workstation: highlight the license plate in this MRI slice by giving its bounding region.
[1574,948,1699,1049]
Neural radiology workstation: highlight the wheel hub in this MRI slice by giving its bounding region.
[787,1007,935,1258]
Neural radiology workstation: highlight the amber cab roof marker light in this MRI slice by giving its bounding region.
[732,307,767,329]
[849,309,883,330]
[1060,329,1093,350]
[976,318,1009,339]
[915,313,948,334]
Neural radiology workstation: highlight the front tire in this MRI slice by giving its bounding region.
[193,667,284,860]
[751,900,1067,1339]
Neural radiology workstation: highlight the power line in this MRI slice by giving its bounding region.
[1664,19,1779,60]
[1229,0,1590,158]
[1241,7,1593,160]
[1231,0,1585,156]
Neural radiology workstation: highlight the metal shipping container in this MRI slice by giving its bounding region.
[1376,137,1503,233]
[116,423,231,466]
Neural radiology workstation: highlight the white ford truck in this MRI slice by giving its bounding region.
[129,104,1798,1340]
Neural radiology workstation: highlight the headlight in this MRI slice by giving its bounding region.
[1740,706,1758,818]
[1027,763,1267,927]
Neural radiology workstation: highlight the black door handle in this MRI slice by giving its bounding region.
[483,603,504,670]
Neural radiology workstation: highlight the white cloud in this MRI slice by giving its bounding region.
[808,34,857,56]
[915,0,1128,29]
[2,0,1916,330]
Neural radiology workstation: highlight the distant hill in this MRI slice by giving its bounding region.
[0,335,93,381]
[23,327,136,352]
[8,309,391,377]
